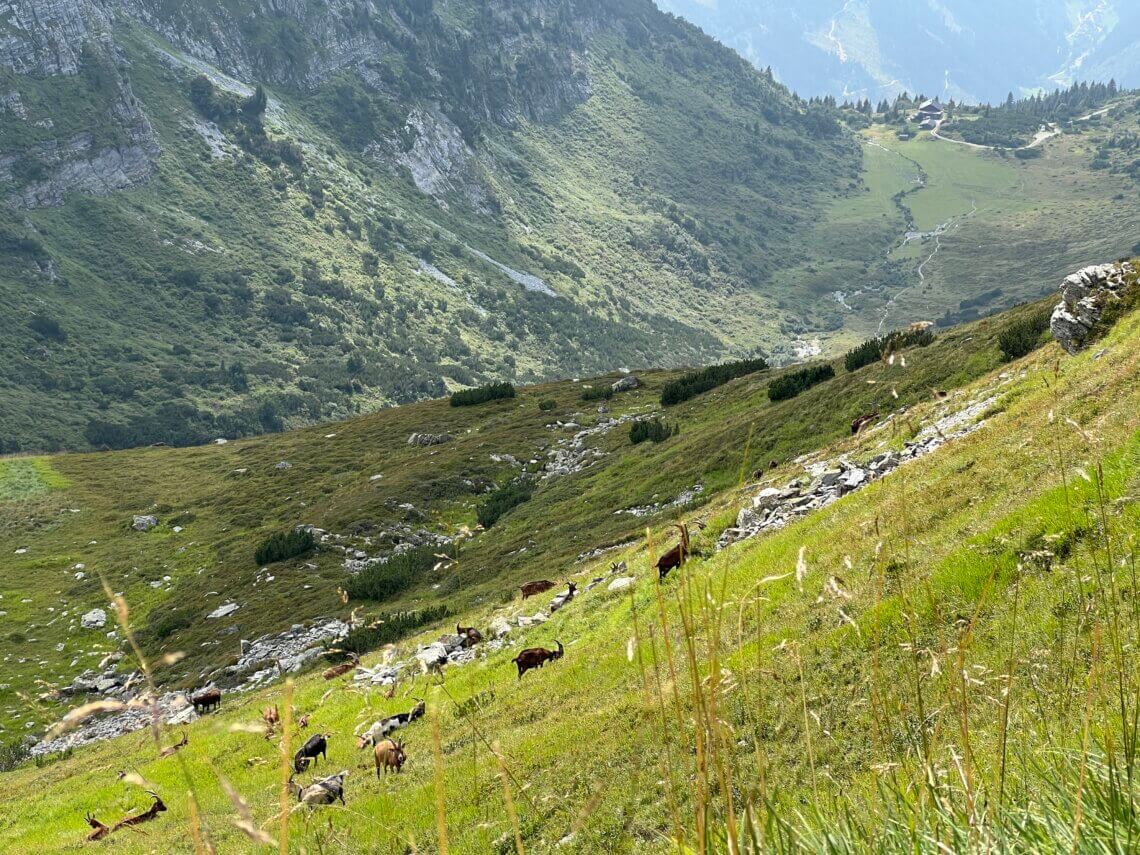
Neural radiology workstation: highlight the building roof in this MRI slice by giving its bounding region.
[918,99,944,114]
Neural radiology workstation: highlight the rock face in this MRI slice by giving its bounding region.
[0,0,160,208]
[1051,263,1136,354]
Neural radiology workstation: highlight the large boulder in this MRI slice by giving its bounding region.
[81,608,107,629]
[407,432,454,447]
[131,515,158,532]
[611,375,641,393]
[1051,262,1136,355]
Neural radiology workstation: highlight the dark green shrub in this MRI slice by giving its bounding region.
[768,364,835,401]
[148,608,193,641]
[254,528,315,565]
[333,605,450,658]
[28,315,66,341]
[629,418,678,445]
[0,739,31,773]
[998,309,1053,361]
[844,327,935,372]
[344,546,438,601]
[538,399,557,411]
[477,482,534,528]
[450,382,516,407]
[580,385,613,401]
[661,357,769,406]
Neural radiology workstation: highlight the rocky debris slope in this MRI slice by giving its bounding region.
[720,390,1002,547]
[31,690,198,756]
[1051,262,1137,354]
[544,412,656,478]
[220,620,349,690]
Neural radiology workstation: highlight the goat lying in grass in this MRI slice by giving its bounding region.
[519,579,556,599]
[456,623,483,648]
[158,731,188,759]
[356,700,426,749]
[84,792,166,841]
[290,771,348,807]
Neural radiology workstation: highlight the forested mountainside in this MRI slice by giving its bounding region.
[0,0,858,452]
[657,0,1140,103]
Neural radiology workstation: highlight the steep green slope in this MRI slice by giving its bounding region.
[0,0,858,453]
[0,278,1137,852]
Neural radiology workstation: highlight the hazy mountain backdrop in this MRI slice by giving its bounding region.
[656,0,1140,102]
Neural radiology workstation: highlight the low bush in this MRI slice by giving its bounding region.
[998,309,1053,361]
[844,327,935,372]
[0,739,30,773]
[254,528,315,565]
[538,399,557,411]
[333,605,450,658]
[630,418,678,445]
[477,482,534,528]
[580,385,613,401]
[661,357,769,406]
[450,382,516,407]
[768,364,835,401]
[344,546,438,601]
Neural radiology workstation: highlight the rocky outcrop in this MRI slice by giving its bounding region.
[131,514,158,532]
[407,432,454,447]
[1051,262,1137,355]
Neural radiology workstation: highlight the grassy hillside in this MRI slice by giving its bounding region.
[0,285,1137,850]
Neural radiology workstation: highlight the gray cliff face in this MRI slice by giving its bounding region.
[1051,262,1137,354]
[0,0,111,76]
[0,0,159,208]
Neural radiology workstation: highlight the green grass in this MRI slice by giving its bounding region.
[0,299,1136,852]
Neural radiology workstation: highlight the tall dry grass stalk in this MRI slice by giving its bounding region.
[431,701,450,855]
[278,679,294,855]
[494,739,525,855]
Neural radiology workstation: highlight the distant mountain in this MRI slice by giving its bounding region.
[654,0,1140,103]
[0,0,857,452]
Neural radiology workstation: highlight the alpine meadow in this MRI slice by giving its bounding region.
[1,1,1140,853]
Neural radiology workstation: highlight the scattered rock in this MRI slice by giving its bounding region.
[131,515,158,532]
[207,602,240,619]
[275,461,292,470]
[488,617,512,639]
[80,608,107,629]
[407,432,454,447]
[607,577,635,593]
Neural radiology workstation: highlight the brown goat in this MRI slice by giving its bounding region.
[512,640,564,678]
[656,524,692,581]
[263,705,280,727]
[158,731,188,759]
[84,792,167,841]
[322,652,360,680]
[851,412,879,435]
[456,623,483,648]
[373,739,407,777]
[191,686,221,713]
[519,579,556,599]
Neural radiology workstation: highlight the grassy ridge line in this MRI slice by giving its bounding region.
[0,305,1136,850]
[0,301,1052,724]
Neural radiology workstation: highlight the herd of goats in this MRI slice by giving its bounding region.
[79,526,695,837]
